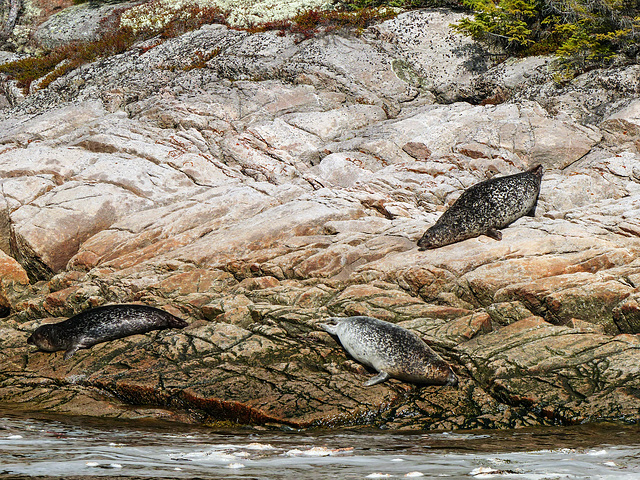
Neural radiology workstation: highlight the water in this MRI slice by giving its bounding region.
[1,407,639,479]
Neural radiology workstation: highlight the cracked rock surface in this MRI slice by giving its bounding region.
[1,9,640,429]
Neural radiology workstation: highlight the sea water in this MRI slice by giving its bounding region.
[1,407,639,479]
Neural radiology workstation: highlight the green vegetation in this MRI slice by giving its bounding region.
[0,27,138,90]
[452,0,640,72]
[0,4,230,91]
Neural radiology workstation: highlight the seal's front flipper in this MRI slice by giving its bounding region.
[486,228,502,241]
[364,371,390,387]
[63,345,80,360]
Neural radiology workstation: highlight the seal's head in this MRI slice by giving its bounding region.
[399,350,459,387]
[416,358,459,387]
[417,222,453,250]
[27,324,65,352]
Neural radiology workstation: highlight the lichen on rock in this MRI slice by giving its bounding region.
[119,0,337,33]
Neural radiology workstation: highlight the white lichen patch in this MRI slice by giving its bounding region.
[119,0,335,33]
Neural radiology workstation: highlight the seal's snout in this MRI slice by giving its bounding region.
[26,335,34,345]
[417,237,431,251]
[320,318,341,336]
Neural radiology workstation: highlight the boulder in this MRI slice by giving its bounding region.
[34,3,137,50]
[371,9,498,102]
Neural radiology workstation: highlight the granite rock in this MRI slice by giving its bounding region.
[1,8,640,429]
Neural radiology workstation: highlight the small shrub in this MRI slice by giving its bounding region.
[181,47,221,70]
[251,6,397,39]
[453,0,640,72]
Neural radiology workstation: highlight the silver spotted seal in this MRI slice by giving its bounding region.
[321,316,458,387]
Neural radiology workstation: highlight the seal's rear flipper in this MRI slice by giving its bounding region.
[531,164,544,177]
[363,371,390,387]
[485,228,502,241]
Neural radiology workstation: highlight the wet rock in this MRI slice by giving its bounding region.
[459,317,640,425]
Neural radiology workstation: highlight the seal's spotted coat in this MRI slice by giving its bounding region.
[418,165,544,250]
[321,316,458,387]
[27,304,188,359]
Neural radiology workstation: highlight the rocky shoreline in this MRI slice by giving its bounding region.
[1,4,639,429]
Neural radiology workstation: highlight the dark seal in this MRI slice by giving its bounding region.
[27,304,188,359]
[418,164,543,250]
[320,316,458,387]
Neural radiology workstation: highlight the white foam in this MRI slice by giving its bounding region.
[7,435,23,439]
[227,462,245,469]
[588,449,608,456]
[405,472,424,477]
[246,442,276,450]
[304,447,334,456]
[285,446,353,457]
[174,450,237,461]
[285,448,304,456]
[470,466,505,477]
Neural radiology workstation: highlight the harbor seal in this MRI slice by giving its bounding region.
[27,304,188,359]
[320,316,458,387]
[418,165,543,250]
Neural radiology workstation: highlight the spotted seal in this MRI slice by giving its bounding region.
[418,165,543,250]
[27,304,188,359]
[320,316,458,387]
